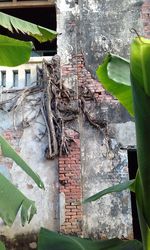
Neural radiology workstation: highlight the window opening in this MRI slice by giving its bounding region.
[128,148,141,241]
[25,70,31,86]
[13,70,18,87]
[1,71,6,87]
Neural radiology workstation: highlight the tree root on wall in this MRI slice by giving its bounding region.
[0,55,106,160]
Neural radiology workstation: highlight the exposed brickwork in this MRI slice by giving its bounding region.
[77,54,105,99]
[59,129,82,234]
[61,53,114,100]
[58,53,116,235]
[76,53,115,103]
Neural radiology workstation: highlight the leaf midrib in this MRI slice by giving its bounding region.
[68,236,85,250]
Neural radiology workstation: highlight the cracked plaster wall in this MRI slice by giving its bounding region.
[80,103,136,239]
[0,93,59,238]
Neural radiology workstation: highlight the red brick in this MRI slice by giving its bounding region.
[65,212,77,216]
[66,205,76,209]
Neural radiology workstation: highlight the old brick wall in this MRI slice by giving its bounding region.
[57,51,115,236]
[59,130,82,234]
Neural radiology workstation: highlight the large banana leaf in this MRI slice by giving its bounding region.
[37,228,143,250]
[0,35,32,66]
[0,135,44,189]
[0,173,36,226]
[0,11,57,66]
[83,179,135,203]
[135,173,150,249]
[0,12,57,43]
[0,241,6,250]
[96,37,150,250]
[96,54,134,116]
[130,36,150,249]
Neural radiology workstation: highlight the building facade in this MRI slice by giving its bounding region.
[0,0,147,248]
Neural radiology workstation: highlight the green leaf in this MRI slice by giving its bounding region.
[0,173,36,226]
[130,37,150,97]
[83,180,135,203]
[36,26,57,43]
[0,135,44,189]
[131,75,150,228]
[38,228,143,250]
[0,12,58,66]
[131,56,150,222]
[107,55,130,86]
[137,202,150,250]
[0,35,32,66]
[0,11,57,43]
[0,241,6,250]
[96,54,134,116]
[134,170,150,248]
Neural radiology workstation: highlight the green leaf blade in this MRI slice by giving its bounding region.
[0,12,57,43]
[38,228,143,250]
[107,55,130,86]
[37,26,58,43]
[83,180,135,204]
[21,199,37,226]
[0,173,36,226]
[130,37,150,231]
[131,73,150,228]
[0,241,6,250]
[0,135,44,189]
[0,35,32,66]
[134,170,150,248]
[130,37,150,96]
[0,12,58,66]
[96,54,134,116]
